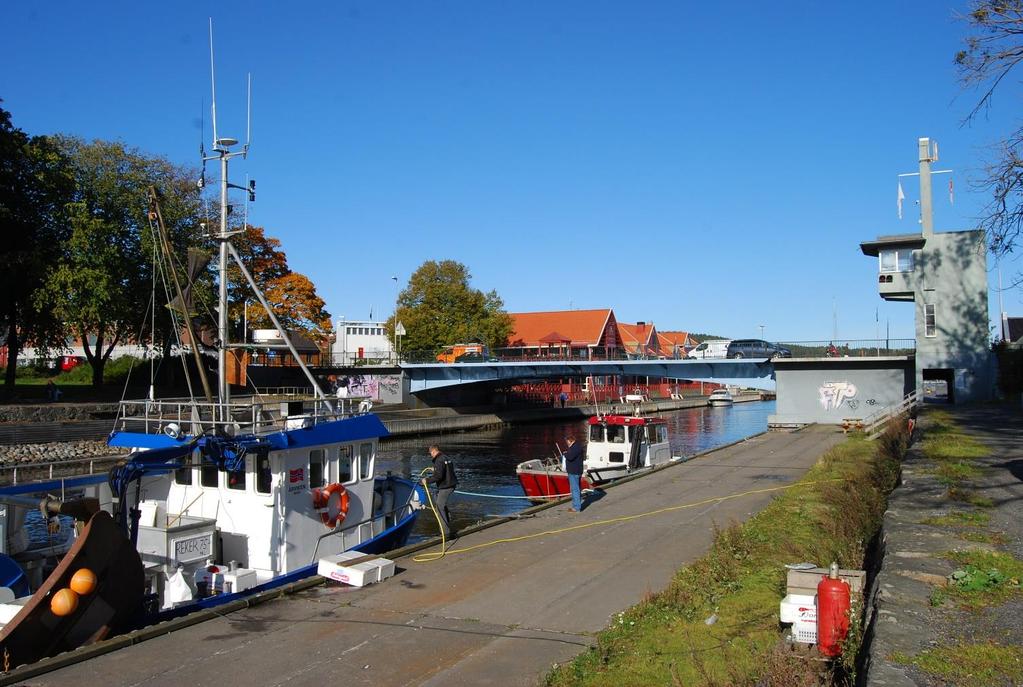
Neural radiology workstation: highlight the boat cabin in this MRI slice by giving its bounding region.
[102,396,419,608]
[583,414,672,479]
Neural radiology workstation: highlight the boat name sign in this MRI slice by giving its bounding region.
[173,534,213,565]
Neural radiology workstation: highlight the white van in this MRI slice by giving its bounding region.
[686,340,731,359]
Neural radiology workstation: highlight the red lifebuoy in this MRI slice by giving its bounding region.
[312,483,349,529]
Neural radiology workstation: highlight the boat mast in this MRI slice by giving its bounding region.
[203,21,328,406]
[206,19,249,410]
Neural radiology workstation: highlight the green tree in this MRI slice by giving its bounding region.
[35,137,202,386]
[956,1,1023,264]
[0,103,73,387]
[387,260,513,354]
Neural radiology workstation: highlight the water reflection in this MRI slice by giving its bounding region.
[376,401,775,539]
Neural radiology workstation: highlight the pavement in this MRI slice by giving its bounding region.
[16,426,844,687]
[863,404,1023,686]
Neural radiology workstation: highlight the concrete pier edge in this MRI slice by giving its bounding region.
[0,425,772,685]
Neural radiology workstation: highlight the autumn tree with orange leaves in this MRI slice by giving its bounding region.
[227,225,332,342]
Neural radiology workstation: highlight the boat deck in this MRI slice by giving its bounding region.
[16,426,844,687]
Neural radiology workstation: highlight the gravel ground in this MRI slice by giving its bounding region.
[865,404,1023,686]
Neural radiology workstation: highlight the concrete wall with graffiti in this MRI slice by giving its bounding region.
[334,374,402,404]
[768,358,914,425]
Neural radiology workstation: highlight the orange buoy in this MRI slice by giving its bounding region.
[50,588,79,617]
[70,568,98,595]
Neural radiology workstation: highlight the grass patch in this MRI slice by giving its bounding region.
[958,530,1006,545]
[544,422,909,687]
[947,488,994,508]
[931,461,982,486]
[891,642,1023,687]
[931,550,1023,609]
[920,510,991,527]
[920,410,990,462]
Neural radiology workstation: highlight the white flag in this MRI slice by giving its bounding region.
[897,180,905,219]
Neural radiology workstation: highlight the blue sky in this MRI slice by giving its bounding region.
[4,2,1021,342]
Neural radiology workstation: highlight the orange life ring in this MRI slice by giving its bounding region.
[312,483,349,529]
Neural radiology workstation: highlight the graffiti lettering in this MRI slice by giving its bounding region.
[819,381,857,411]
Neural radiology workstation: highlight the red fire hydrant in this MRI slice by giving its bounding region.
[817,562,851,657]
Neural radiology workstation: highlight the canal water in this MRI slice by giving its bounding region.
[376,400,776,539]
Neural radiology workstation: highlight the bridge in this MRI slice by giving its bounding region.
[400,358,777,393]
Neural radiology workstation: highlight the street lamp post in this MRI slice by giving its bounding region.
[759,324,765,339]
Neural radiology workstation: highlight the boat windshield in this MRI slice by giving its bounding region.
[606,425,626,443]
[589,424,604,442]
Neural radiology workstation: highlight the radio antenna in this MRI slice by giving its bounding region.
[244,72,252,156]
[208,17,219,147]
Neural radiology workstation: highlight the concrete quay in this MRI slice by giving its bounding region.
[16,425,842,687]
[862,405,1023,686]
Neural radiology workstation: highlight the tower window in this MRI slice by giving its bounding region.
[879,249,914,273]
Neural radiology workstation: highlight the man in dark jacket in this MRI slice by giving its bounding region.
[563,435,585,512]
[424,445,458,538]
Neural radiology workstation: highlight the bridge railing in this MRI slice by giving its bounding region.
[245,339,917,368]
[776,339,915,358]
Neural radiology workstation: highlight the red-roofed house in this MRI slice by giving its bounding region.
[618,321,660,358]
[504,309,621,359]
[657,331,696,359]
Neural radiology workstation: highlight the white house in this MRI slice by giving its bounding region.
[332,318,394,365]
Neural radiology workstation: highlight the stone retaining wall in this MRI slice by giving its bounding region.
[0,403,120,424]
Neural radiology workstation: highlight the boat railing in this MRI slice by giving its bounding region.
[308,497,419,564]
[113,395,373,437]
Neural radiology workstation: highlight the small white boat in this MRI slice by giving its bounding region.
[516,406,684,500]
[708,389,734,406]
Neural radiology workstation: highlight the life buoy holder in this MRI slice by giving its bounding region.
[312,483,349,529]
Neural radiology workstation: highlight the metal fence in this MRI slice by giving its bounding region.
[246,339,918,367]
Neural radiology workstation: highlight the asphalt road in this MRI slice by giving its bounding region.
[22,426,843,687]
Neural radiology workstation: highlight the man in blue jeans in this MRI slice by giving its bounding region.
[563,435,585,512]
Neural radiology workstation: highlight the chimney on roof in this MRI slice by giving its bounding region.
[637,321,645,326]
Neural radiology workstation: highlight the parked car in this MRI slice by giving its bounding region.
[58,355,85,372]
[685,340,731,359]
[726,339,791,359]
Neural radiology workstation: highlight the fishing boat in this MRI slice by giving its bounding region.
[0,46,423,669]
[515,407,684,501]
[708,388,734,406]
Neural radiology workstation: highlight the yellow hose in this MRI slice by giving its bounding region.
[417,466,448,560]
[412,477,848,563]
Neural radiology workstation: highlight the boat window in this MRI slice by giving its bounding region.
[175,453,194,485]
[589,425,604,442]
[359,443,373,480]
[174,467,192,485]
[256,452,272,494]
[628,426,642,442]
[646,425,658,443]
[309,449,327,488]
[227,462,246,491]
[658,425,668,443]
[608,451,624,463]
[607,425,625,443]
[339,445,353,483]
[200,461,219,488]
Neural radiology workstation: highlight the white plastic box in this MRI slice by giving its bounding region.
[779,593,816,623]
[317,553,396,587]
[779,593,818,644]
